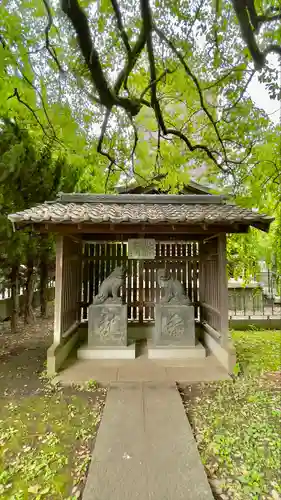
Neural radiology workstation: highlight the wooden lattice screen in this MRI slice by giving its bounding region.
[81,241,200,323]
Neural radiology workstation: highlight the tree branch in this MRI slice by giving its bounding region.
[264,44,281,58]
[110,0,131,55]
[125,112,141,178]
[141,0,166,134]
[232,0,265,69]
[140,69,173,100]
[222,69,255,112]
[155,26,228,163]
[245,0,281,32]
[61,0,141,116]
[42,0,64,73]
[255,13,281,29]
[0,34,6,48]
[231,0,281,69]
[113,16,148,95]
[7,88,47,137]
[165,128,224,169]
[155,124,162,174]
[97,109,112,159]
[2,37,63,145]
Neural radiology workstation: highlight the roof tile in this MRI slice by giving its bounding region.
[8,201,273,231]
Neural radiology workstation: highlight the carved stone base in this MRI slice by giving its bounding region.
[88,304,127,347]
[147,340,206,359]
[77,343,136,360]
[153,304,195,346]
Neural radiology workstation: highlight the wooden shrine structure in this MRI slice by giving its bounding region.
[8,186,273,374]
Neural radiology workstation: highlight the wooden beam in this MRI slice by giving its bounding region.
[31,222,249,236]
[200,302,221,316]
[61,320,80,340]
[202,321,222,340]
[82,255,200,262]
[82,234,206,242]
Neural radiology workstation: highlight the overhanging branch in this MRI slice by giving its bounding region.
[42,0,64,72]
[231,0,281,69]
[110,0,131,55]
[165,128,224,169]
[8,88,47,137]
[155,26,228,163]
[141,0,166,133]
[61,0,141,116]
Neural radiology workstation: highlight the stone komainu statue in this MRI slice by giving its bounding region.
[157,268,191,305]
[92,266,126,304]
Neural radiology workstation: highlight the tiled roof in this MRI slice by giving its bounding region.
[8,194,274,232]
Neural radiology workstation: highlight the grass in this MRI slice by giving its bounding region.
[231,329,281,375]
[0,310,106,499]
[181,329,281,500]
[0,379,106,499]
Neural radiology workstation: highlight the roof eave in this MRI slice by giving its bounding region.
[7,218,273,234]
[250,220,274,233]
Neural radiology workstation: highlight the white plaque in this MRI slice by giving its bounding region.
[128,239,156,259]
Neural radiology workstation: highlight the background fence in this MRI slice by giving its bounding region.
[0,274,280,321]
[228,292,281,318]
[0,279,55,321]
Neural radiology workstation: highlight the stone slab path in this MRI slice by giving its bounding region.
[83,382,214,500]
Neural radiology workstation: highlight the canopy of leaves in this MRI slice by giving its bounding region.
[226,126,281,279]
[0,0,280,275]
[0,0,280,183]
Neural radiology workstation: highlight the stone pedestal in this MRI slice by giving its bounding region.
[88,303,128,346]
[77,303,136,359]
[153,304,196,346]
[149,304,205,359]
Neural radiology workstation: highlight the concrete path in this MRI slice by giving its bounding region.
[83,382,214,500]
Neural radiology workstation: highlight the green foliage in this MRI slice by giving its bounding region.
[225,125,281,279]
[0,116,105,286]
[0,0,280,276]
[184,329,281,499]
[0,389,104,498]
[1,0,279,184]
[231,330,281,375]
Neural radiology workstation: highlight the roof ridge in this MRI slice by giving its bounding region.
[54,193,227,205]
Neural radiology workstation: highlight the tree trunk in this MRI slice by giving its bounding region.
[10,265,19,333]
[24,259,35,324]
[40,258,48,318]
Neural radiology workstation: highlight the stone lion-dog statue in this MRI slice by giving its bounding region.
[157,268,191,305]
[92,266,127,304]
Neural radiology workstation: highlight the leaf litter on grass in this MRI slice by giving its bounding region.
[0,386,106,499]
[0,308,107,499]
[179,330,281,500]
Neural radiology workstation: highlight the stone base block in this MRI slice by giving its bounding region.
[77,343,136,360]
[88,303,127,347]
[147,340,206,360]
[154,304,195,346]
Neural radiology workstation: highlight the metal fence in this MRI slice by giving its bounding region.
[228,291,281,318]
[1,278,279,320]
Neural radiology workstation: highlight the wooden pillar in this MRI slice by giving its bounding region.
[75,239,83,322]
[54,235,63,344]
[217,233,229,346]
[198,242,206,323]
